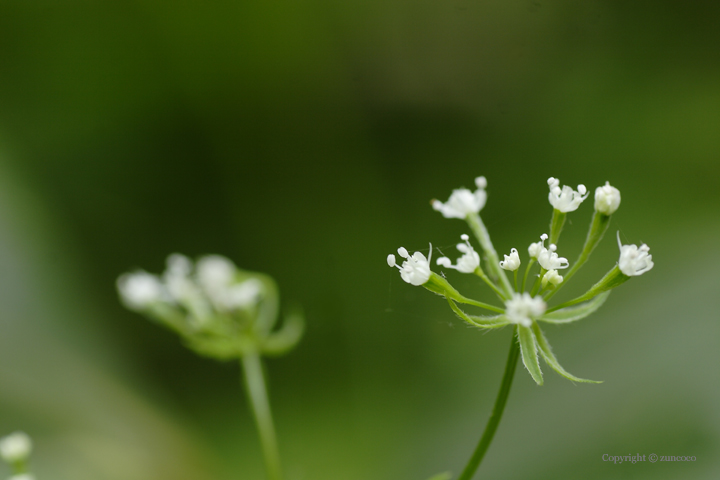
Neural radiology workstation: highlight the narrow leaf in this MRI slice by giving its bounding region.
[447,299,510,329]
[539,291,611,324]
[532,323,602,384]
[518,326,543,385]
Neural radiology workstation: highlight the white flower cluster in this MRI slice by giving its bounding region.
[117,254,263,317]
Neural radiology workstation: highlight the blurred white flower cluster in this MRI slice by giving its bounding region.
[118,254,303,360]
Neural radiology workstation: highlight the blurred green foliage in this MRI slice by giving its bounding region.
[0,1,719,479]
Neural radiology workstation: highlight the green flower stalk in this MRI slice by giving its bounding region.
[117,254,303,480]
[388,176,653,480]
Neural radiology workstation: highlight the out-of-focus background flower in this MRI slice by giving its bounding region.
[1,2,719,479]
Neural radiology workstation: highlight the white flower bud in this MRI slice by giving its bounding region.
[499,248,521,271]
[541,269,563,288]
[505,293,546,327]
[617,233,653,276]
[548,177,588,212]
[0,432,32,464]
[528,233,548,259]
[594,181,621,215]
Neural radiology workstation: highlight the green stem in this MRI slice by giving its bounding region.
[241,352,283,480]
[548,209,566,246]
[513,270,518,293]
[466,213,514,298]
[521,259,535,293]
[545,211,610,301]
[457,329,520,480]
[474,268,509,301]
[530,267,547,297]
[546,265,629,313]
[424,273,505,313]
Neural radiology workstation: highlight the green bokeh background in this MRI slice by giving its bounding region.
[1,1,719,479]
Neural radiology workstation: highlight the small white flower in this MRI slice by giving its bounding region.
[117,271,164,309]
[617,232,654,276]
[164,253,197,303]
[499,248,521,271]
[436,234,481,273]
[218,279,263,311]
[505,293,546,328]
[9,474,36,480]
[0,432,32,463]
[541,269,563,288]
[388,245,432,286]
[163,253,213,322]
[594,181,621,215]
[432,176,488,219]
[537,243,569,270]
[548,177,588,212]
[528,233,548,259]
[196,255,236,290]
[196,255,263,312]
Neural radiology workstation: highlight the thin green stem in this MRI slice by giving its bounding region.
[457,297,505,314]
[474,268,509,301]
[241,352,283,480]
[546,265,629,313]
[548,209,566,246]
[530,267,546,297]
[457,329,520,480]
[467,213,514,298]
[521,259,535,293]
[424,273,505,313]
[545,211,610,301]
[513,270,518,293]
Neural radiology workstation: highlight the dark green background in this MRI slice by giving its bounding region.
[0,1,718,479]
